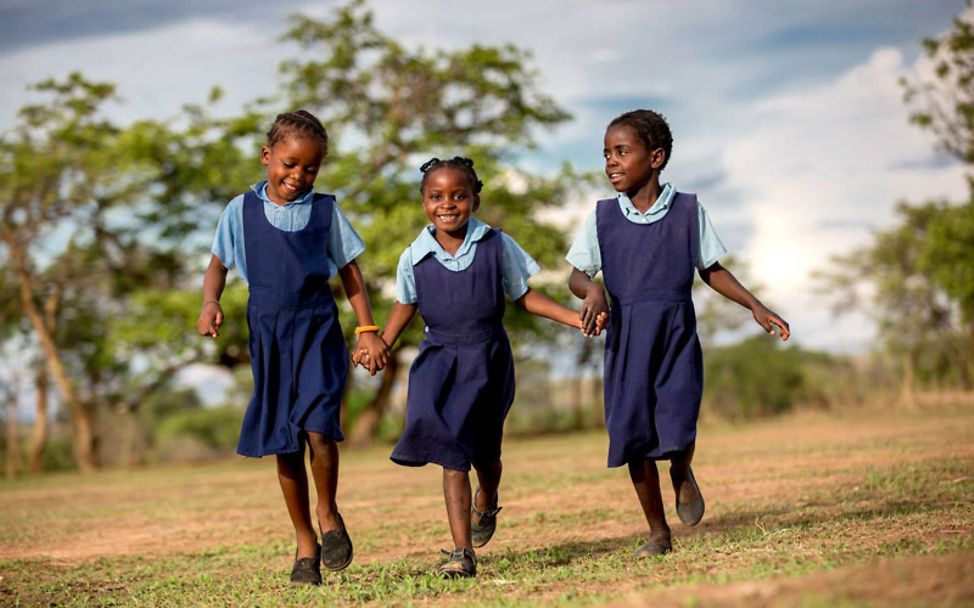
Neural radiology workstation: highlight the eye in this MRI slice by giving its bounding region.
[283,161,296,168]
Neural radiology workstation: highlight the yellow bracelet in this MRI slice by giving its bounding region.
[354,325,381,336]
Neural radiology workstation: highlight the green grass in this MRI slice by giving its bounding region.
[2,402,973,606]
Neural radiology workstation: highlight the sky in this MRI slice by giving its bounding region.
[1,0,970,355]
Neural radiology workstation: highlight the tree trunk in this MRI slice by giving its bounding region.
[10,243,97,472]
[349,352,400,445]
[572,339,594,430]
[900,351,917,409]
[5,387,21,478]
[591,371,604,426]
[28,364,49,472]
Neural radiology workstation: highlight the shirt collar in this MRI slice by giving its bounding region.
[409,216,492,265]
[252,180,316,207]
[617,182,674,217]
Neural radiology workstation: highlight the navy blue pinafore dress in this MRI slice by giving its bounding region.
[236,191,349,457]
[390,229,515,472]
[598,193,703,467]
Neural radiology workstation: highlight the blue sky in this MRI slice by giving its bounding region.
[1,0,970,354]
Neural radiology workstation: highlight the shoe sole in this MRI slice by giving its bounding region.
[674,467,705,527]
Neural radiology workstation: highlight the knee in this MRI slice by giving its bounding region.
[305,431,337,452]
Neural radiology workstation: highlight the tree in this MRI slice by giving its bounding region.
[815,202,974,396]
[258,0,582,440]
[817,3,974,397]
[902,0,974,168]
[901,0,974,328]
[0,75,257,470]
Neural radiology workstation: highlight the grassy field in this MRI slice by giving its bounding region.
[1,398,972,607]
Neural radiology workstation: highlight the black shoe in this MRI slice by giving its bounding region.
[672,466,705,527]
[437,547,477,578]
[290,544,322,585]
[471,487,502,548]
[319,513,353,571]
[634,538,672,557]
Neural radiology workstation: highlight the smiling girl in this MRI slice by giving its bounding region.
[197,110,387,585]
[372,156,604,578]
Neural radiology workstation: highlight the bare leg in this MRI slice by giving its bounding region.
[306,432,341,532]
[669,441,700,504]
[628,458,672,548]
[473,458,502,511]
[276,446,318,559]
[443,468,473,550]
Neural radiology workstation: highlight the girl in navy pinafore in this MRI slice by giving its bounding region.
[198,111,387,585]
[568,110,790,557]
[372,156,603,578]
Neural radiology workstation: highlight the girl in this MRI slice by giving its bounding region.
[369,157,604,578]
[567,110,790,557]
[196,110,387,585]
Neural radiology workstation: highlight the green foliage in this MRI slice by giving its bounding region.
[918,199,974,325]
[902,1,974,165]
[157,405,241,453]
[274,1,581,353]
[703,336,854,419]
[815,201,974,390]
[818,3,974,392]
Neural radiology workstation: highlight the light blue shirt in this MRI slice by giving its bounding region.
[396,217,540,304]
[211,181,365,284]
[565,183,728,277]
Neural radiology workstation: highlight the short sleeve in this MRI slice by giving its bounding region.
[500,233,541,300]
[211,195,243,269]
[696,200,728,270]
[395,249,418,304]
[327,202,366,269]
[565,210,601,278]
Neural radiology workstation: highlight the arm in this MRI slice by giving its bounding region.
[569,267,609,336]
[515,288,583,330]
[381,302,418,349]
[699,262,790,341]
[338,260,389,373]
[197,256,228,337]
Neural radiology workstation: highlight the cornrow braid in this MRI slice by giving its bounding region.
[266,109,329,154]
[608,110,673,171]
[419,156,484,193]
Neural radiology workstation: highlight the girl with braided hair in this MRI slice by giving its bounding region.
[567,109,790,557]
[368,156,605,578]
[197,110,387,585]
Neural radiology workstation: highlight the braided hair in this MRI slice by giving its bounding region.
[419,156,484,194]
[265,110,329,155]
[608,110,673,171]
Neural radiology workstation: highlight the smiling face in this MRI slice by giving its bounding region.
[603,124,665,195]
[260,135,324,205]
[422,166,480,237]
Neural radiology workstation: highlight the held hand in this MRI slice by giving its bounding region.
[196,302,223,338]
[579,284,609,337]
[752,304,790,341]
[589,310,609,337]
[352,332,389,375]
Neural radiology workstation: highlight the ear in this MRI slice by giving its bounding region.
[260,145,271,166]
[650,147,666,170]
[472,194,481,213]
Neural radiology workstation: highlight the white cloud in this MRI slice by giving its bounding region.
[719,48,968,351]
[0,17,283,128]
